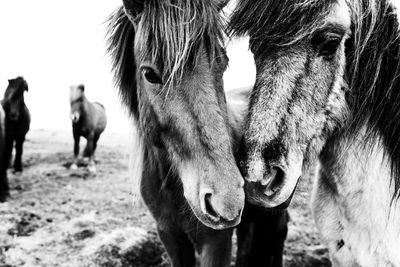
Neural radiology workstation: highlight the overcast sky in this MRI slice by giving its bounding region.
[0,0,255,133]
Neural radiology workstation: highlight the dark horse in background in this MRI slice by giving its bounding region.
[69,84,107,174]
[108,1,287,266]
[0,105,8,202]
[1,77,31,175]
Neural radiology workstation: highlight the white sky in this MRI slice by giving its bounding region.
[0,0,255,133]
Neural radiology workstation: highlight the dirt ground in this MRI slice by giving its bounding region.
[0,129,331,267]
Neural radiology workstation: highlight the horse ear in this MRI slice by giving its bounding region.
[8,79,12,84]
[216,0,229,10]
[123,0,145,22]
[78,84,85,92]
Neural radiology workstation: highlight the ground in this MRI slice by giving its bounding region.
[0,129,330,267]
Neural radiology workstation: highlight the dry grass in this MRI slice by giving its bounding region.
[0,129,330,266]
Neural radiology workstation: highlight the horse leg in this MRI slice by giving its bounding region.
[196,228,233,267]
[71,132,80,170]
[5,135,14,169]
[235,204,288,267]
[86,132,96,173]
[92,133,100,162]
[249,209,288,267]
[14,136,25,172]
[0,156,9,202]
[235,221,255,267]
[157,224,196,267]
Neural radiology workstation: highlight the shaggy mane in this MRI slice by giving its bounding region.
[228,0,336,54]
[107,1,225,119]
[229,0,400,199]
[5,76,28,98]
[135,0,225,87]
[106,7,138,118]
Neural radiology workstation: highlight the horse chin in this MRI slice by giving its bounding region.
[188,203,241,230]
[245,173,300,208]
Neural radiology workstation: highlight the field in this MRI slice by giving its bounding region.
[0,129,331,266]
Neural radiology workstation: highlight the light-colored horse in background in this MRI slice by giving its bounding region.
[69,84,107,173]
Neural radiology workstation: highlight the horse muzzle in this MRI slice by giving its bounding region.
[70,113,80,123]
[243,156,301,208]
[9,112,19,121]
[197,186,245,229]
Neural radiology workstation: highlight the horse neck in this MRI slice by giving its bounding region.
[140,139,184,203]
[319,126,398,214]
[78,96,91,118]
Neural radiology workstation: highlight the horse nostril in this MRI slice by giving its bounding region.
[10,113,18,120]
[260,166,286,197]
[203,193,220,221]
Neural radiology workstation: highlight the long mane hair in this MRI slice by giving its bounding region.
[229,0,400,198]
[106,1,225,119]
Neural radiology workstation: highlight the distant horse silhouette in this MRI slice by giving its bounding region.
[0,105,8,202]
[107,2,288,266]
[230,0,400,265]
[1,77,30,173]
[69,84,107,173]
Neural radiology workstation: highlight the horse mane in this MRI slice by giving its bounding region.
[5,76,28,97]
[229,0,400,199]
[107,1,225,119]
[107,7,139,119]
[134,0,225,88]
[228,0,336,54]
[346,0,400,199]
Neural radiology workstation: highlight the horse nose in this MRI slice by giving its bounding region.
[70,113,79,122]
[200,187,244,223]
[257,165,286,197]
[259,142,288,197]
[9,112,18,120]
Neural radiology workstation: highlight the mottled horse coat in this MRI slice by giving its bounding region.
[1,77,30,173]
[107,1,287,266]
[69,84,107,173]
[230,0,400,266]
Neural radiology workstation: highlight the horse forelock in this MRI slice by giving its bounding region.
[5,77,27,100]
[69,86,85,103]
[107,1,226,118]
[135,0,225,88]
[228,0,336,55]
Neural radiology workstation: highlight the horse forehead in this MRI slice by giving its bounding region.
[5,86,20,99]
[70,87,83,101]
[327,0,351,29]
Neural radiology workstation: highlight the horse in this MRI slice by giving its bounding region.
[229,0,400,265]
[107,1,288,266]
[1,77,31,173]
[0,105,8,202]
[69,84,107,173]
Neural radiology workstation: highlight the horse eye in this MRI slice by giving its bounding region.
[319,38,341,59]
[312,31,342,60]
[143,68,162,84]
